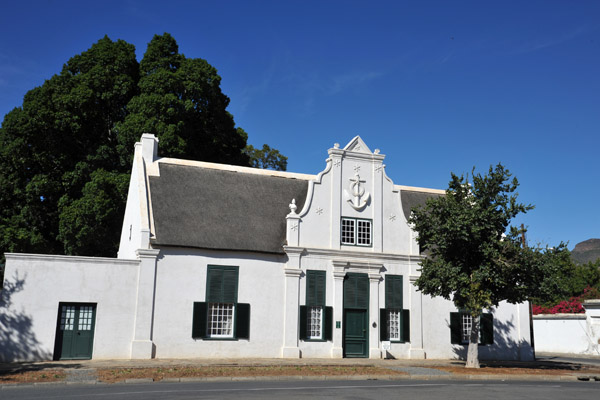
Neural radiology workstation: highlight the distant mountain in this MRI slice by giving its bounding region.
[572,239,600,264]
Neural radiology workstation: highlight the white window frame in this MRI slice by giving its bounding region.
[341,218,356,245]
[461,313,473,344]
[307,306,323,340]
[207,302,235,338]
[341,217,372,247]
[388,309,401,341]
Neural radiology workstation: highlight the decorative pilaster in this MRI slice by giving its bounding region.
[131,248,160,359]
[328,144,343,249]
[281,247,303,358]
[368,272,382,358]
[408,274,425,359]
[331,265,346,358]
[286,199,301,247]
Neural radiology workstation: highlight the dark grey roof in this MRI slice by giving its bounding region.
[149,164,309,254]
[400,189,444,221]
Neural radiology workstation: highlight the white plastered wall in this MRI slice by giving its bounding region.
[422,296,533,361]
[533,314,596,354]
[296,253,417,358]
[295,137,416,256]
[117,134,157,259]
[0,254,139,361]
[151,248,288,358]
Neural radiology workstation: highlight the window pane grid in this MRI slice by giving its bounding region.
[388,309,400,340]
[208,303,234,337]
[357,220,371,246]
[78,306,93,330]
[61,306,75,331]
[341,218,372,246]
[341,218,355,244]
[461,314,472,343]
[307,306,322,339]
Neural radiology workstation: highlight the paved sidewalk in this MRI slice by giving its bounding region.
[1,355,600,387]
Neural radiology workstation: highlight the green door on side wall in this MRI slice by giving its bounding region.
[54,303,96,360]
[343,273,369,358]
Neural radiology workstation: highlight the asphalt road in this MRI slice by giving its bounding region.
[2,380,599,400]
[535,352,600,367]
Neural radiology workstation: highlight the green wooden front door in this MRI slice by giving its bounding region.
[55,303,96,360]
[343,273,369,358]
[343,309,368,357]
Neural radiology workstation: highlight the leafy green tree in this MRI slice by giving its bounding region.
[526,245,600,310]
[0,33,285,278]
[244,142,288,171]
[0,36,138,261]
[409,164,561,368]
[115,33,249,166]
[568,260,600,297]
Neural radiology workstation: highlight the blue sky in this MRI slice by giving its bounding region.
[1,1,598,249]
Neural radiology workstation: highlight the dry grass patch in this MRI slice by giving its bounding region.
[0,369,66,384]
[97,365,406,383]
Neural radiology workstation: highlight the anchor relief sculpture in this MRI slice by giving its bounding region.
[344,173,371,211]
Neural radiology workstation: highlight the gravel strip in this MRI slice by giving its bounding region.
[386,366,451,375]
[64,368,98,384]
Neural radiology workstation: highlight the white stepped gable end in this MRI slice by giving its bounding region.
[343,136,372,154]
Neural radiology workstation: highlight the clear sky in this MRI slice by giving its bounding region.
[1,1,598,249]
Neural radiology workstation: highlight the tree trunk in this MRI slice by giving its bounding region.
[465,314,480,368]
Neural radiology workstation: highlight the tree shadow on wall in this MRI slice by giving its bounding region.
[449,313,584,371]
[0,272,51,364]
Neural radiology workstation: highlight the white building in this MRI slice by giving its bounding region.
[0,135,533,361]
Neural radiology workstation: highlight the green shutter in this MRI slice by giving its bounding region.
[380,309,388,341]
[192,302,207,339]
[206,267,223,302]
[324,306,333,341]
[385,275,403,309]
[450,312,461,344]
[356,275,369,309]
[344,273,369,309]
[222,267,238,303]
[306,270,326,306]
[299,306,307,340]
[480,313,493,345]
[344,275,356,308]
[206,266,238,303]
[401,309,410,343]
[235,303,251,340]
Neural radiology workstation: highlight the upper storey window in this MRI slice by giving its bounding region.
[341,217,372,247]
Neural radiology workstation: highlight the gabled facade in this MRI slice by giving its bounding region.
[0,135,534,361]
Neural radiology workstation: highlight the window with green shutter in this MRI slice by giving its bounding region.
[300,270,332,341]
[192,265,250,340]
[449,311,493,345]
[380,275,409,343]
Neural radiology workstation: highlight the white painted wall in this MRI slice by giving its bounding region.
[295,137,417,256]
[0,136,534,363]
[0,254,139,362]
[422,297,533,361]
[533,314,594,354]
[118,142,144,259]
[118,135,157,259]
[294,252,417,358]
[151,248,289,358]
